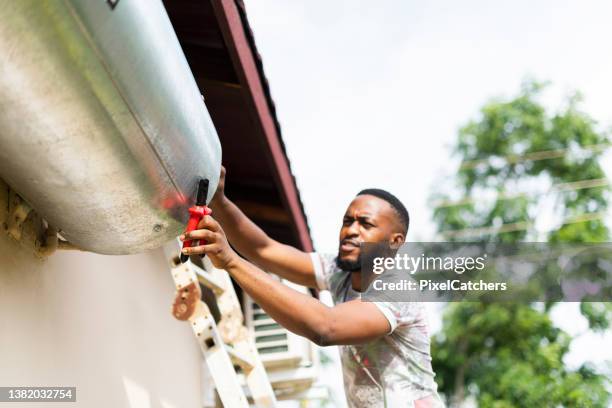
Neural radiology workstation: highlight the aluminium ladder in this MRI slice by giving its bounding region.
[164,241,277,408]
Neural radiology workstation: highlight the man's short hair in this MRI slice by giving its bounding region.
[357,188,409,234]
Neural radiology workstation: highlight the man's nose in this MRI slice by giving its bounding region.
[346,220,360,236]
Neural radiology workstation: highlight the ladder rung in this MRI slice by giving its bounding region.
[225,344,255,370]
[190,262,225,294]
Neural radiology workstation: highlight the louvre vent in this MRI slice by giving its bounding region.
[241,277,321,399]
[248,301,291,357]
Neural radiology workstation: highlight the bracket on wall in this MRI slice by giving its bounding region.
[5,189,32,242]
[0,178,71,257]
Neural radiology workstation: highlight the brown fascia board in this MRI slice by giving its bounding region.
[210,0,313,251]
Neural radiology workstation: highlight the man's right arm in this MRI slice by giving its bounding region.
[204,167,318,288]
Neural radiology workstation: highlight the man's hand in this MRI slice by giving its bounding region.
[179,214,239,270]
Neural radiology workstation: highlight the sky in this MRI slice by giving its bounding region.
[242,0,612,404]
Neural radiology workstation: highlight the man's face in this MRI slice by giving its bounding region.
[337,194,402,271]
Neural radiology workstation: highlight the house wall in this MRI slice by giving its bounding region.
[0,231,203,408]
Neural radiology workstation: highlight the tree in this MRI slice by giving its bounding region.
[430,81,611,407]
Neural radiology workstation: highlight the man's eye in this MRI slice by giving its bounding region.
[363,222,374,228]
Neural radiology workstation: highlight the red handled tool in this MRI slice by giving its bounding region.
[180,178,212,263]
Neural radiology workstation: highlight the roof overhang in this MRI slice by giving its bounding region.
[163,0,313,251]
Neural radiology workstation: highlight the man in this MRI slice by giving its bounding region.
[180,168,444,407]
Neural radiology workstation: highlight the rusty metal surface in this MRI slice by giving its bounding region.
[0,0,221,254]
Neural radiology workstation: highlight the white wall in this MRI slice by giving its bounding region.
[0,232,203,408]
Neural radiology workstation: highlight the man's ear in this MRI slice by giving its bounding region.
[390,233,405,248]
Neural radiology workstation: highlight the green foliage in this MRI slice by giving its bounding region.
[580,302,612,332]
[430,80,611,407]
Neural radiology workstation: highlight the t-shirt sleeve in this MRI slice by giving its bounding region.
[373,302,399,334]
[372,301,424,334]
[309,252,336,291]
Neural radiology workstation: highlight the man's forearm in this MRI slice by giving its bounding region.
[209,196,317,288]
[210,196,271,262]
[226,256,330,344]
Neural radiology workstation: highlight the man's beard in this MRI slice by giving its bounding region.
[336,243,397,272]
[336,253,361,272]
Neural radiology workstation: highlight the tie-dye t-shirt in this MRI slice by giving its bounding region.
[311,253,445,408]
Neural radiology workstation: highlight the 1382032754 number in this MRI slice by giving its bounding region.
[0,387,76,402]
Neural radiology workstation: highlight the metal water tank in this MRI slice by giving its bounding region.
[0,0,221,254]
